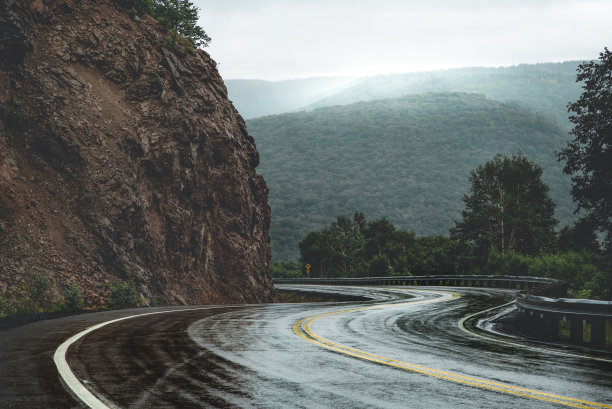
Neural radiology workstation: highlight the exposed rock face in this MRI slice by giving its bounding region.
[0,0,275,306]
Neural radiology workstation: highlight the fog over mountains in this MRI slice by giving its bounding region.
[228,61,582,126]
[228,62,584,260]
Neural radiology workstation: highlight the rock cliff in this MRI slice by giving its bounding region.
[0,0,275,306]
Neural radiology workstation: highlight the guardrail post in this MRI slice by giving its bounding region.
[549,313,559,340]
[559,315,571,341]
[524,310,535,333]
[590,317,605,348]
[570,317,582,344]
[537,311,558,340]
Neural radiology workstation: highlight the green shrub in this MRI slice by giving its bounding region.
[0,292,31,316]
[24,270,52,310]
[368,254,392,276]
[61,284,84,312]
[270,261,302,278]
[483,250,609,299]
[569,269,612,300]
[107,280,142,309]
[485,251,530,276]
[0,270,51,316]
[391,254,412,276]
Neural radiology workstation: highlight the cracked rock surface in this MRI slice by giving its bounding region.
[0,0,275,306]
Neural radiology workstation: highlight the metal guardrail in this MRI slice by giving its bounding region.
[516,293,612,316]
[274,275,612,349]
[515,292,612,348]
[273,275,557,290]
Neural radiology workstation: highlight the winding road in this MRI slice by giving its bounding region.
[1,285,611,408]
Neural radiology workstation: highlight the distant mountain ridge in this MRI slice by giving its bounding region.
[228,61,583,126]
[305,62,582,127]
[247,92,575,260]
[225,77,354,119]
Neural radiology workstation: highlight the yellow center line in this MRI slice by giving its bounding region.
[292,289,611,409]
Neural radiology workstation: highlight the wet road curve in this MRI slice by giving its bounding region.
[4,286,612,408]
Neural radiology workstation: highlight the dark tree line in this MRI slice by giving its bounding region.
[298,212,475,278]
[290,151,609,299]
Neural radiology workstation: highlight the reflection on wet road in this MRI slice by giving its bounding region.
[65,286,611,408]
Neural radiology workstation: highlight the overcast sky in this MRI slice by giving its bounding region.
[194,0,611,81]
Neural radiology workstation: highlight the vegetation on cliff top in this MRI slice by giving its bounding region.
[119,0,210,47]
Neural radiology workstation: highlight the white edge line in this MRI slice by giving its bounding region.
[53,307,214,409]
[458,302,612,364]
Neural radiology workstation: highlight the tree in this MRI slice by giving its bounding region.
[299,231,330,277]
[557,47,612,244]
[558,218,600,253]
[107,280,142,309]
[364,218,398,260]
[451,153,557,256]
[412,236,466,275]
[322,213,365,276]
[119,0,211,47]
[368,254,392,276]
[153,0,211,47]
[61,284,84,312]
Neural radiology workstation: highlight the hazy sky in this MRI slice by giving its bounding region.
[194,0,611,81]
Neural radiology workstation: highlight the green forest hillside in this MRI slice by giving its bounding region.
[247,93,575,260]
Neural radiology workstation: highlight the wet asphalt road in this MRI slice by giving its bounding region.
[1,285,611,408]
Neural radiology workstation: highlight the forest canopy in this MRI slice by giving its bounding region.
[288,152,609,300]
[290,210,608,300]
[248,92,575,260]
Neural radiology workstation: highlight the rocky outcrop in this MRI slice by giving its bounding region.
[0,0,275,306]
